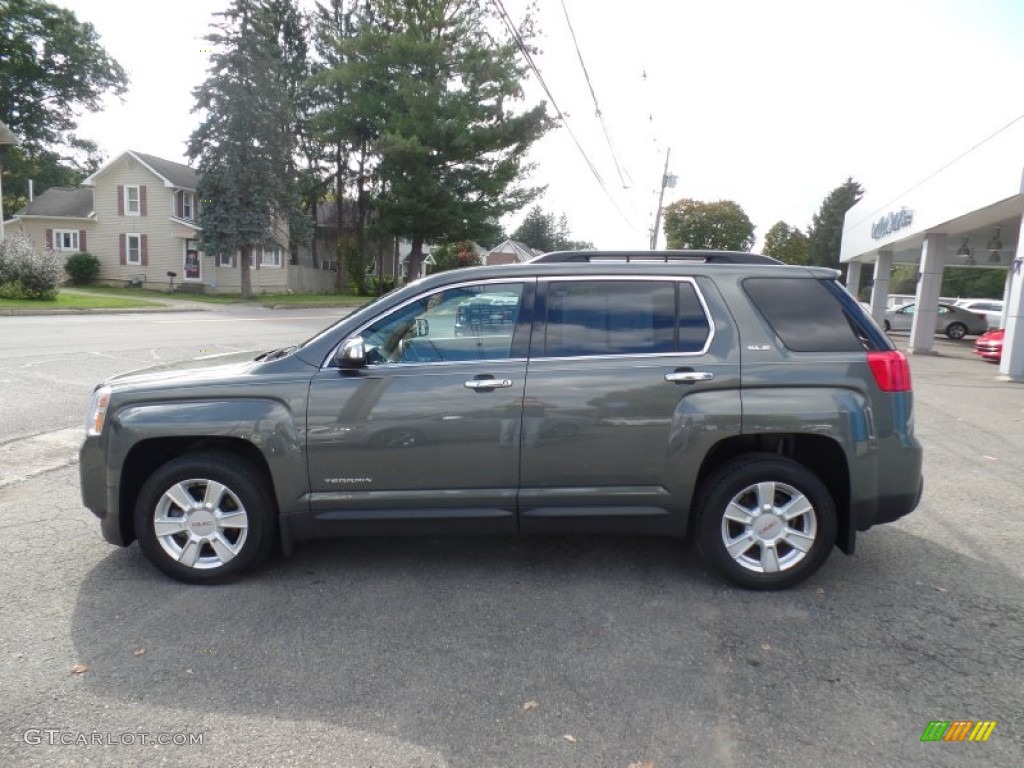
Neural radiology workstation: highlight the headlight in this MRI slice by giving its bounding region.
[86,386,111,436]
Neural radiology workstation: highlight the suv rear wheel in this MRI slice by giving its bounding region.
[695,456,837,590]
[134,452,276,584]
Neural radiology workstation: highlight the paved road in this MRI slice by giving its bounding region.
[0,306,346,486]
[1,318,1022,767]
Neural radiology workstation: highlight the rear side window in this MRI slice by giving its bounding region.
[542,280,711,357]
[743,277,866,352]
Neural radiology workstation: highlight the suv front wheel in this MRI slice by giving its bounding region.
[695,456,837,590]
[134,452,276,584]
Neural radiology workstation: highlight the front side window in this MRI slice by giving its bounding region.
[356,282,526,365]
[125,185,140,215]
[126,234,142,265]
[542,280,679,357]
[53,230,79,251]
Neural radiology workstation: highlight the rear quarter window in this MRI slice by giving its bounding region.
[742,277,868,352]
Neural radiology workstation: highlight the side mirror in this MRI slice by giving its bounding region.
[335,336,366,369]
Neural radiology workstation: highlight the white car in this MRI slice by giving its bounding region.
[883,302,988,339]
[953,299,1004,330]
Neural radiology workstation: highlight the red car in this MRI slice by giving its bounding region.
[973,328,1004,362]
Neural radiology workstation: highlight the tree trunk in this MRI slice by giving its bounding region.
[407,236,424,282]
[240,245,253,298]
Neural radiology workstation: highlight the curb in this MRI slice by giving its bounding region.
[0,306,206,316]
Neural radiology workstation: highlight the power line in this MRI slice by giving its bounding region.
[559,0,631,190]
[489,0,640,233]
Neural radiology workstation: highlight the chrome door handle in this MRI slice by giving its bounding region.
[665,371,714,383]
[464,378,514,389]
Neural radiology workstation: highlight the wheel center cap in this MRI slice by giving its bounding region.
[754,514,783,540]
[187,509,217,536]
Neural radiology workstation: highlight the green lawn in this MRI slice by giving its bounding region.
[68,285,366,306]
[68,285,244,303]
[0,291,160,310]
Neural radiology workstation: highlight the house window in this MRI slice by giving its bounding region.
[218,252,234,268]
[260,246,282,268]
[178,191,195,220]
[125,185,140,215]
[53,230,80,251]
[126,234,142,265]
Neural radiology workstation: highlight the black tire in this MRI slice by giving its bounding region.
[946,322,967,339]
[134,452,276,584]
[883,320,891,332]
[695,455,837,590]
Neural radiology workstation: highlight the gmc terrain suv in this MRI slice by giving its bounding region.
[80,251,923,589]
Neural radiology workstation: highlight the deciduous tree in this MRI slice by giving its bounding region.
[0,0,128,213]
[662,199,755,251]
[762,221,809,264]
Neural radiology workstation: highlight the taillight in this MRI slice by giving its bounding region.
[867,350,912,392]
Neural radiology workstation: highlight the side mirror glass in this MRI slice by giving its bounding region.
[335,336,366,369]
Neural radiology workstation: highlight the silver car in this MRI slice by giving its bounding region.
[883,302,988,339]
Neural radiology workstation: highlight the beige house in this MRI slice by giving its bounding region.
[486,239,542,265]
[5,187,96,260]
[8,150,294,294]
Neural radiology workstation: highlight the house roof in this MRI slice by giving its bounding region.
[82,150,199,190]
[14,187,94,219]
[488,239,543,262]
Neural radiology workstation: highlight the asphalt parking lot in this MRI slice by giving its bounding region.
[2,323,1023,768]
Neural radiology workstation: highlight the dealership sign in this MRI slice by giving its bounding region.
[871,207,914,239]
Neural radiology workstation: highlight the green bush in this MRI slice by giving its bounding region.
[0,232,61,300]
[64,252,101,285]
[369,275,395,295]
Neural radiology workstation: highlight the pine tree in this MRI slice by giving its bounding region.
[334,0,552,280]
[186,0,304,297]
[807,178,864,271]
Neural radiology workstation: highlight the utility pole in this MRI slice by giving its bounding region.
[649,147,675,249]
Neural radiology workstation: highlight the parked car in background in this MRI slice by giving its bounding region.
[883,302,988,339]
[973,328,1004,361]
[954,298,1004,330]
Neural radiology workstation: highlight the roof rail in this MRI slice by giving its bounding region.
[530,250,783,265]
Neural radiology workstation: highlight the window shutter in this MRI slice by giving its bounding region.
[79,230,87,251]
[119,234,127,265]
[141,234,149,266]
[45,229,53,248]
[176,191,183,218]
[140,185,147,216]
[117,186,124,215]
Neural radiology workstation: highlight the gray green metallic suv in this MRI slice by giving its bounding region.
[79,251,923,589]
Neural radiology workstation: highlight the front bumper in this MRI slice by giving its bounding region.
[79,437,126,546]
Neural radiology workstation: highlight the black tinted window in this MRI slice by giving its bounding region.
[743,277,866,352]
[678,281,711,352]
[544,281,679,356]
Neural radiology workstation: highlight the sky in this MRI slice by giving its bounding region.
[52,0,1024,250]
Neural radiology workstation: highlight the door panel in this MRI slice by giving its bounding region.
[519,278,741,535]
[305,280,531,533]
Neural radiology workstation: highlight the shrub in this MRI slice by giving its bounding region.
[0,232,61,300]
[64,252,101,285]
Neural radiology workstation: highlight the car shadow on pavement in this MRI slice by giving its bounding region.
[69,530,1024,767]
